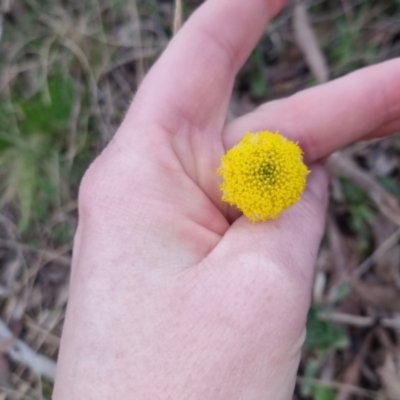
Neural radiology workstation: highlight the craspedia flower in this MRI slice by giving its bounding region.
[217,131,309,222]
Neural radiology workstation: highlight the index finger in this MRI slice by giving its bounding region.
[126,0,287,133]
[224,58,400,162]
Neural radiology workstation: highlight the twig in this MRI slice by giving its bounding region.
[0,385,36,400]
[18,242,72,292]
[340,0,354,21]
[327,151,400,277]
[0,318,56,382]
[0,0,11,44]
[327,216,347,277]
[36,11,110,143]
[0,239,71,267]
[128,0,145,86]
[67,83,82,168]
[0,213,27,290]
[99,46,165,77]
[293,0,329,83]
[327,152,400,226]
[352,227,400,279]
[173,0,183,35]
[297,377,381,399]
[24,316,61,347]
[318,312,400,329]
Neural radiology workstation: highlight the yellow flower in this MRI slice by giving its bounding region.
[217,131,309,222]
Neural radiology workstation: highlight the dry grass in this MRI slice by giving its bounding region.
[0,0,400,399]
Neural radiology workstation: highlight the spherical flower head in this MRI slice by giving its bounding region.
[217,131,309,222]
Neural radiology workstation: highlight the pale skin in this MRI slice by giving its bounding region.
[53,0,400,398]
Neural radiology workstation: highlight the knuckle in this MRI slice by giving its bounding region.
[78,158,108,217]
[77,145,154,224]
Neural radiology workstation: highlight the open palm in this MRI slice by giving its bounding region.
[54,1,400,399]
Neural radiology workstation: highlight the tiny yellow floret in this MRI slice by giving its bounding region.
[217,131,309,222]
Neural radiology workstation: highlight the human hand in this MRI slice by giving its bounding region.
[53,0,400,398]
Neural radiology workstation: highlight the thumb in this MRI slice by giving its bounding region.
[222,162,329,290]
[206,164,329,398]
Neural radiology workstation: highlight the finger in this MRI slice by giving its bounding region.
[211,164,328,315]
[127,0,287,133]
[365,117,400,140]
[203,165,328,398]
[224,58,400,161]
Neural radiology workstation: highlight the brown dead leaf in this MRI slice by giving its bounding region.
[328,216,348,278]
[371,215,400,285]
[0,338,14,354]
[353,281,400,312]
[378,348,400,400]
[0,355,10,384]
[337,332,373,400]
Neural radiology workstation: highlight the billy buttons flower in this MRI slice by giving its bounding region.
[217,131,309,222]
